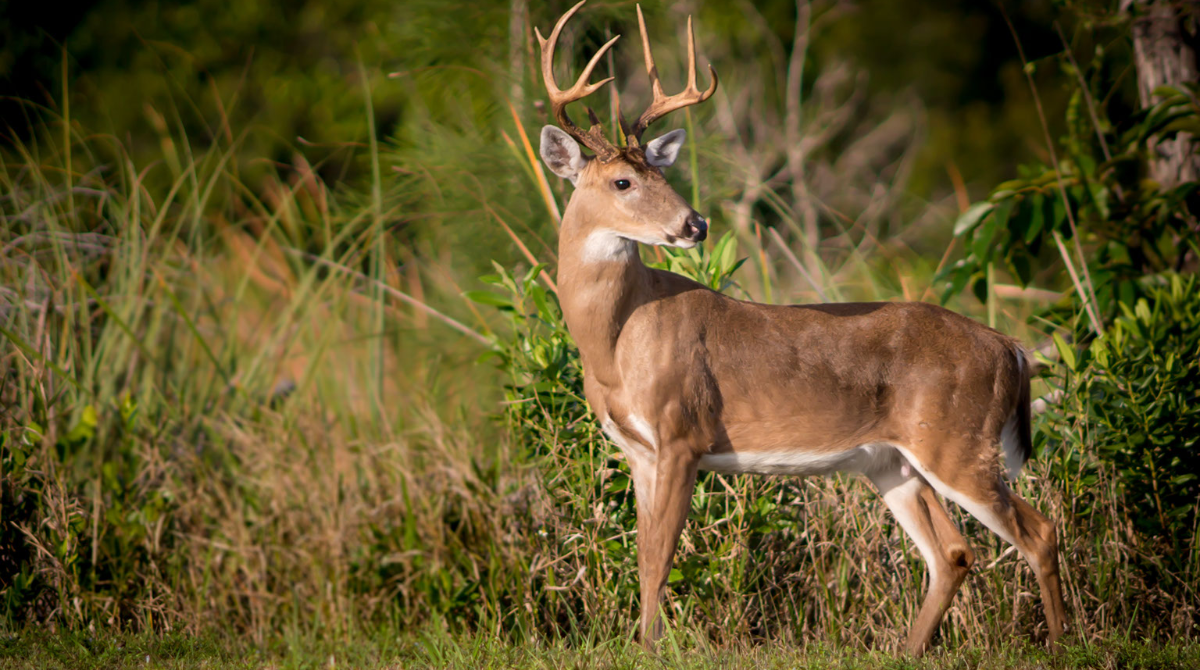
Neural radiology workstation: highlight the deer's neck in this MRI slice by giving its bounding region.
[556,208,652,383]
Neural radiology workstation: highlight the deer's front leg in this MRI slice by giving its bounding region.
[637,447,699,646]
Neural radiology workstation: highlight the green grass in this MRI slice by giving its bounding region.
[2,630,1199,670]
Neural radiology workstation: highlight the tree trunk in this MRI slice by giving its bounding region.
[1130,0,1199,188]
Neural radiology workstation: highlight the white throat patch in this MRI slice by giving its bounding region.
[581,230,638,263]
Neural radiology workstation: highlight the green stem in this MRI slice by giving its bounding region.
[987,262,996,329]
[685,108,700,211]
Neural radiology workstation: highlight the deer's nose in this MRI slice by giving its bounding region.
[683,212,708,242]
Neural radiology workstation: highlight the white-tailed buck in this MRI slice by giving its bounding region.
[536,1,1066,656]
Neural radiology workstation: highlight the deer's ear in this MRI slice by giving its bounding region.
[540,126,589,183]
[644,129,686,168]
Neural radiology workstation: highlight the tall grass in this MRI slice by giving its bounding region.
[0,90,497,636]
[2,7,1197,657]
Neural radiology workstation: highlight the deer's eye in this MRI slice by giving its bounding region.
[613,179,632,191]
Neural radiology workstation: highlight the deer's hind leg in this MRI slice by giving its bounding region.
[870,464,975,657]
[921,468,1066,646]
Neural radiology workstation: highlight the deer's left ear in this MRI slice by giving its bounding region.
[540,126,590,184]
[643,129,687,168]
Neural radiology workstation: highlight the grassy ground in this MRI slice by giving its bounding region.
[3,630,1200,670]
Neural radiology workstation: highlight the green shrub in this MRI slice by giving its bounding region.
[1032,272,1200,636]
[1042,273,1200,545]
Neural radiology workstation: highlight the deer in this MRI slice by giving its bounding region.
[535,0,1067,656]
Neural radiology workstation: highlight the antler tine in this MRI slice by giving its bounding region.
[536,0,621,161]
[627,4,718,145]
[636,5,664,99]
[685,16,698,93]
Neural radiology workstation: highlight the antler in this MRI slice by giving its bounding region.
[625,4,719,145]
[536,0,621,162]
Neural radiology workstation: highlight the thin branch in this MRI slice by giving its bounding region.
[767,226,828,301]
[1000,6,1104,336]
[1054,22,1128,205]
[1054,22,1113,163]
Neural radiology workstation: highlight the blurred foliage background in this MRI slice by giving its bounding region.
[0,0,1100,282]
[4,0,1078,204]
[1,0,1197,659]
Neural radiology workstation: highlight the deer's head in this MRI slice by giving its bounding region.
[537,1,717,254]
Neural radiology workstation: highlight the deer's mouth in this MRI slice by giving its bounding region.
[663,217,708,248]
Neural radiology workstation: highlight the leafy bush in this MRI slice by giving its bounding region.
[934,21,1199,622]
[1042,273,1200,544]
[942,75,1199,319]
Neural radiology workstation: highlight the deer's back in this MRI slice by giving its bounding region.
[613,277,1024,454]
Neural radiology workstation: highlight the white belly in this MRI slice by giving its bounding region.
[698,443,901,477]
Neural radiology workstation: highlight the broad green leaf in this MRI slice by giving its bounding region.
[463,290,513,308]
[953,202,995,236]
[972,199,1011,262]
[994,179,1029,192]
[1050,196,1067,232]
[521,263,546,289]
[1077,153,1097,178]
[938,262,976,305]
[530,285,552,322]
[605,476,630,493]
[490,261,519,295]
[1026,192,1046,243]
[1135,298,1152,323]
[716,232,738,273]
[1151,85,1186,98]
[728,257,748,278]
[1162,117,1200,136]
[62,405,98,446]
[1053,332,1076,372]
[1008,253,1032,287]
[972,274,989,304]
